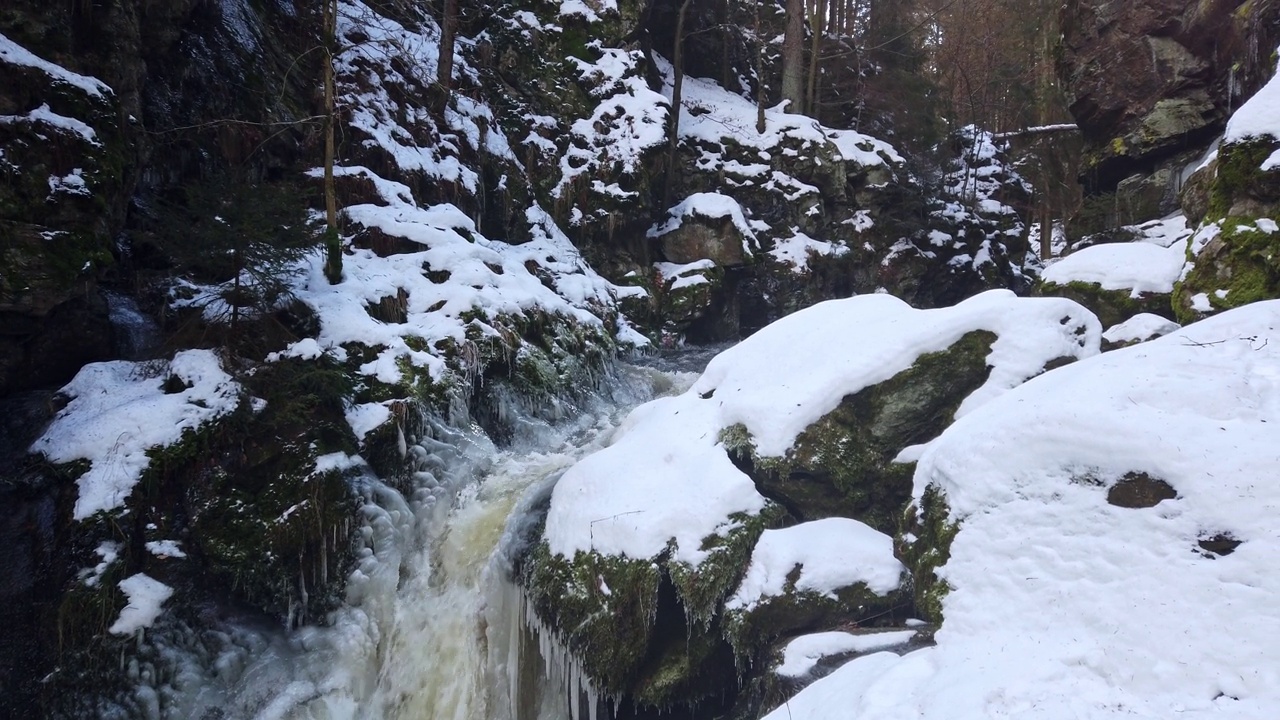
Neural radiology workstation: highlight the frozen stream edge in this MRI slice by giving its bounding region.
[158,360,694,720]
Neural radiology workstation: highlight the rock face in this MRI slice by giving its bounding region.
[1060,0,1280,208]
[524,292,1101,718]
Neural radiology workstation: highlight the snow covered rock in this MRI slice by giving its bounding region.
[722,518,907,656]
[1102,313,1180,349]
[30,350,242,520]
[648,193,757,267]
[1037,214,1189,327]
[521,290,1100,711]
[1173,54,1280,322]
[782,300,1280,720]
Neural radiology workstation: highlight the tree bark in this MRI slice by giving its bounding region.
[439,0,458,94]
[806,0,827,116]
[665,0,694,208]
[755,0,767,132]
[781,0,806,113]
[323,0,342,284]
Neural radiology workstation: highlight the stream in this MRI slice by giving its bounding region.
[161,355,703,720]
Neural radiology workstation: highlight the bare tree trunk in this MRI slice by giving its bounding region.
[806,0,827,116]
[665,0,693,208]
[781,0,806,113]
[721,0,732,88]
[323,0,342,284]
[439,0,457,94]
[755,0,767,133]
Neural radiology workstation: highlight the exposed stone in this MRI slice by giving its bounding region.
[660,215,750,266]
[1106,472,1177,508]
[1060,0,1280,195]
[1198,533,1242,557]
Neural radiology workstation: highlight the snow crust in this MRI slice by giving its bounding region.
[771,301,1280,720]
[1042,239,1187,295]
[725,518,903,611]
[30,350,241,520]
[692,290,1099,458]
[544,291,1099,564]
[777,630,917,678]
[0,32,112,98]
[767,231,849,272]
[109,574,174,635]
[1103,313,1180,344]
[648,192,757,247]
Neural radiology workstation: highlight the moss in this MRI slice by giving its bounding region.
[1174,219,1280,321]
[1037,279,1173,329]
[897,485,959,624]
[667,505,786,625]
[521,541,662,696]
[725,331,996,534]
[1206,139,1279,219]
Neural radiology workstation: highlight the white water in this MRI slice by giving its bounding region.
[165,361,693,720]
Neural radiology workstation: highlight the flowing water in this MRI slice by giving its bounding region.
[161,359,698,720]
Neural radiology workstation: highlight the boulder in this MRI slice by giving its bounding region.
[1060,0,1280,195]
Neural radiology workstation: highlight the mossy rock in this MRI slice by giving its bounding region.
[722,580,905,660]
[724,330,997,534]
[896,485,958,624]
[1174,219,1280,322]
[520,541,662,696]
[1036,279,1174,329]
[1206,138,1280,220]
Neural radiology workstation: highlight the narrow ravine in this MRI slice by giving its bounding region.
[169,359,697,720]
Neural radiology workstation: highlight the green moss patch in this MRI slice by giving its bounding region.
[896,485,958,624]
[725,330,996,534]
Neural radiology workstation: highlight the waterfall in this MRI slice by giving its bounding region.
[103,290,161,360]
[156,359,697,720]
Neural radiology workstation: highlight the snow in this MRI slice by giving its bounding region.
[544,388,767,565]
[0,32,112,99]
[30,350,242,520]
[544,290,1099,565]
[826,129,903,167]
[648,192,758,248]
[692,290,1099,458]
[776,630,917,678]
[109,574,174,635]
[79,541,120,587]
[1225,49,1280,142]
[767,231,848,273]
[771,301,1280,719]
[47,168,91,198]
[286,166,632,385]
[1041,239,1188,296]
[0,103,100,146]
[555,48,668,198]
[1103,313,1180,345]
[145,540,187,559]
[347,401,394,441]
[725,518,904,612]
[336,1,482,191]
